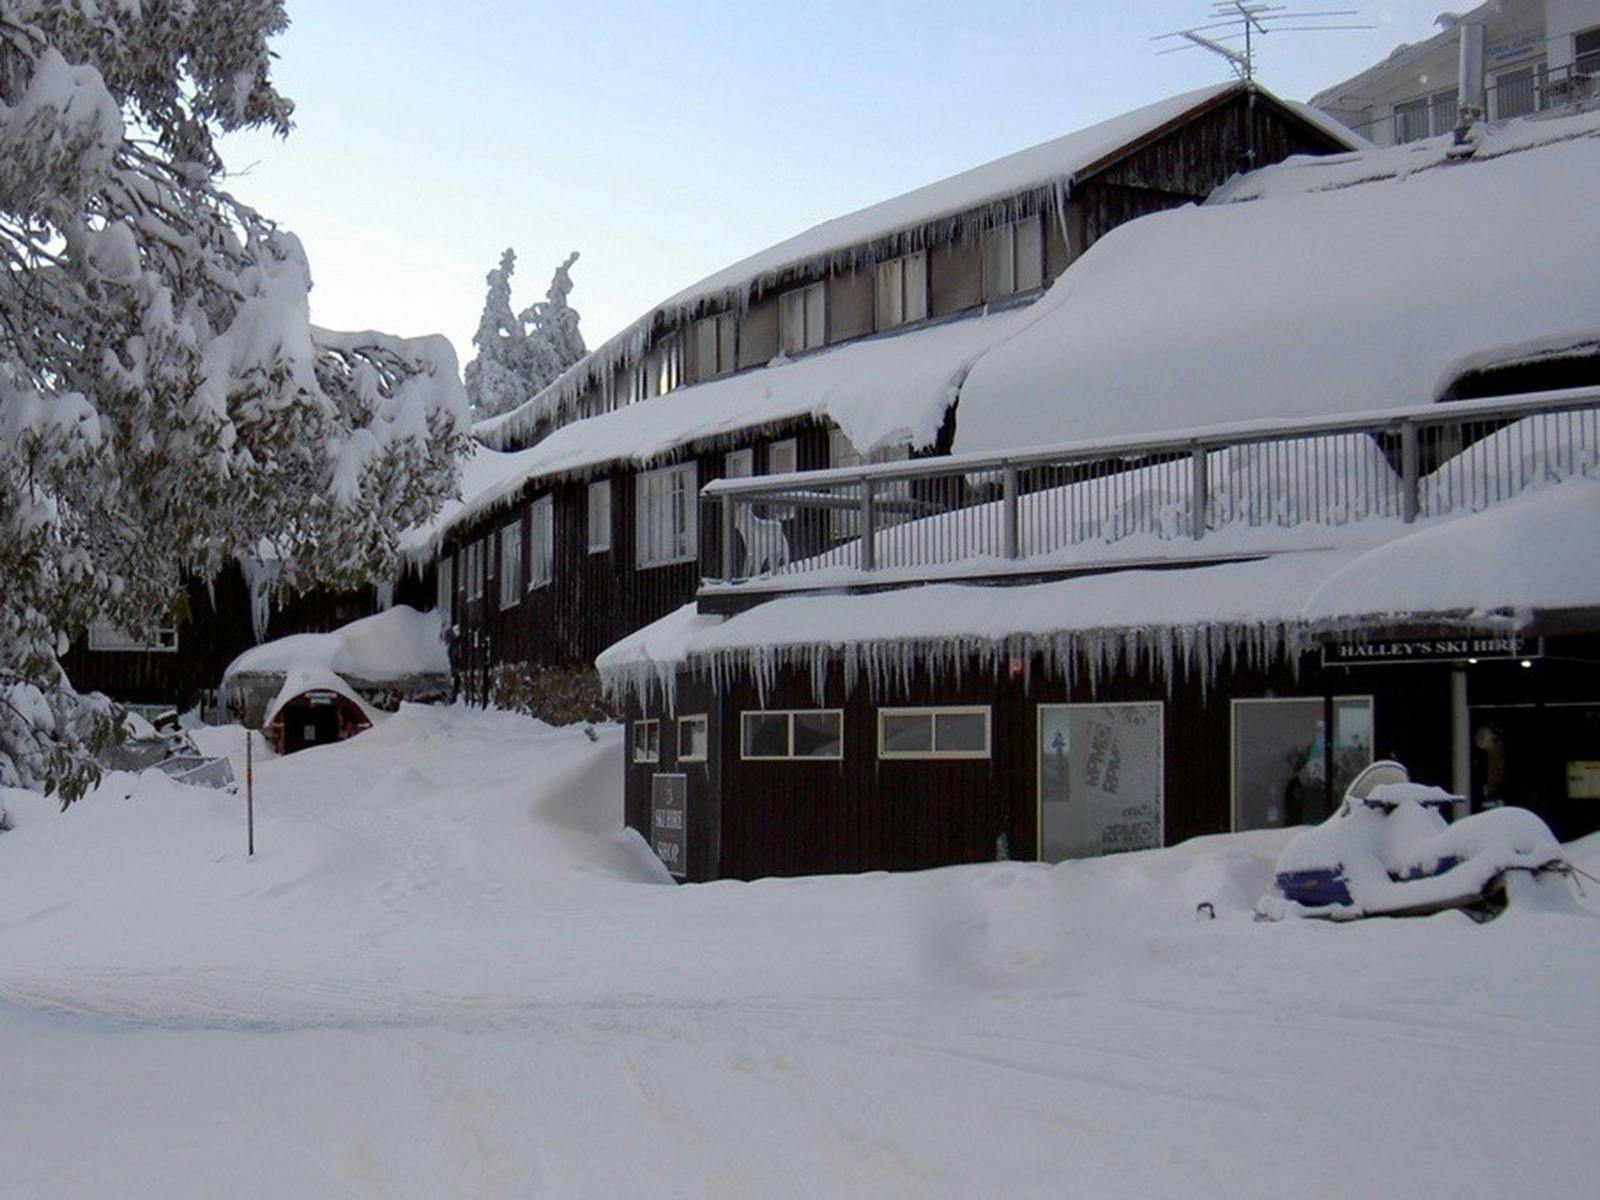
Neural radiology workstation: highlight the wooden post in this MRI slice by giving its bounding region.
[1190,445,1208,541]
[860,480,877,572]
[245,729,254,858]
[1002,464,1020,559]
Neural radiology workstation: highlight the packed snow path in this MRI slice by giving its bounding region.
[2,706,1597,1197]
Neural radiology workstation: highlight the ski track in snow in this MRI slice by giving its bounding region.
[2,703,1598,1198]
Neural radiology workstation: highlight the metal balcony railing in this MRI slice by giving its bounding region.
[1346,61,1595,146]
[699,386,1600,593]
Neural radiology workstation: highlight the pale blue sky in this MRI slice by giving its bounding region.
[220,1,1450,366]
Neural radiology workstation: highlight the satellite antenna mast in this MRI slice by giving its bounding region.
[1152,3,1373,83]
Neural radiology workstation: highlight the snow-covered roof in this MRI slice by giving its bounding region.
[425,303,1041,552]
[261,667,383,731]
[1306,2,1495,111]
[952,108,1600,456]
[476,82,1353,451]
[598,477,1600,705]
[225,606,449,686]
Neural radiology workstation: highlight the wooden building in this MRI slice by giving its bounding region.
[429,83,1353,708]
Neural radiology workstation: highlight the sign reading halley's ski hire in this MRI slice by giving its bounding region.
[1322,636,1541,667]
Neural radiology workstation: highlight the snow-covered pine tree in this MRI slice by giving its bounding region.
[463,248,528,421]
[464,249,585,420]
[0,2,468,802]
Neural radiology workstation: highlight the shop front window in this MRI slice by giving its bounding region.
[1231,696,1373,830]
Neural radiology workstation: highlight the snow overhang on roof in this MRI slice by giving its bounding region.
[596,477,1600,709]
[475,82,1355,452]
[416,303,1042,556]
[1307,2,1494,110]
[952,107,1600,457]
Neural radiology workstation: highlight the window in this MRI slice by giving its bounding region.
[724,448,754,479]
[740,710,843,760]
[632,719,659,763]
[645,336,682,398]
[1577,28,1600,75]
[587,480,612,553]
[694,313,738,379]
[874,250,928,329]
[1231,696,1373,831]
[498,520,522,608]
[1038,702,1164,860]
[636,462,698,567]
[528,495,554,588]
[466,539,485,600]
[981,215,1043,300]
[606,363,642,411]
[778,281,825,354]
[878,707,990,759]
[1492,65,1538,120]
[87,618,178,652]
[767,439,797,476]
[436,553,454,622]
[1393,95,1433,143]
[678,715,708,762]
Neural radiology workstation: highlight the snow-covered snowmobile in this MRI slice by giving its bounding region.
[1256,760,1572,922]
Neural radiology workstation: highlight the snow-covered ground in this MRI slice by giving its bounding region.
[2,705,1597,1197]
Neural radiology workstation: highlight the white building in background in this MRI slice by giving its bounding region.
[1311,0,1600,145]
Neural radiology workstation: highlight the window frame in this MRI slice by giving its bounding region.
[498,518,523,609]
[1228,695,1375,832]
[436,552,454,623]
[586,480,612,554]
[466,538,485,601]
[766,439,798,476]
[635,462,699,569]
[981,215,1044,299]
[1576,27,1600,74]
[778,281,826,354]
[877,706,992,760]
[694,312,738,379]
[1036,701,1166,862]
[527,495,555,590]
[874,250,928,330]
[632,719,660,764]
[724,448,755,479]
[87,618,179,653]
[677,714,709,763]
[739,709,845,761]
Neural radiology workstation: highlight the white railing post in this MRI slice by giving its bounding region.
[1002,464,1020,559]
[1400,419,1420,523]
[1190,445,1208,541]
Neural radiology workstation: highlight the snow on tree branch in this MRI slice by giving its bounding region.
[464,247,586,421]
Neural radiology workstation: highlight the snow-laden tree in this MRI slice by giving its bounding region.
[0,2,468,801]
[464,249,585,420]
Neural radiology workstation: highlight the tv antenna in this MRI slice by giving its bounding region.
[1153,3,1372,82]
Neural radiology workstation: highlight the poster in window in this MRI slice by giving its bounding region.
[651,773,687,879]
[1038,703,1163,861]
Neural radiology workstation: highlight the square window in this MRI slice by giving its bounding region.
[935,710,988,754]
[633,720,660,763]
[881,712,933,755]
[1231,696,1373,831]
[791,711,842,758]
[724,448,754,479]
[741,712,790,759]
[678,715,708,762]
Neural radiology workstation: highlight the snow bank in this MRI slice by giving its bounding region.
[955,108,1600,454]
[224,605,448,686]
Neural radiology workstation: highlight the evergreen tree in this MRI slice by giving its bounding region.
[465,250,585,420]
[0,2,468,801]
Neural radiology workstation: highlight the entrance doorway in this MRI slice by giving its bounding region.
[1470,703,1600,842]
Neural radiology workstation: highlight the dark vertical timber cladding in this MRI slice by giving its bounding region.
[625,644,1464,881]
[446,420,833,677]
[1074,90,1351,252]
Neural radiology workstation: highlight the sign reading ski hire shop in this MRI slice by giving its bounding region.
[1322,635,1541,667]
[650,774,687,879]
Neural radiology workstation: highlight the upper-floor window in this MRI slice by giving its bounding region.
[874,250,928,329]
[87,618,178,652]
[981,215,1044,300]
[498,520,522,608]
[778,281,825,354]
[466,539,485,600]
[1394,88,1456,143]
[636,462,698,567]
[724,448,754,479]
[436,552,454,623]
[767,438,798,476]
[528,495,554,588]
[605,362,642,411]
[693,313,738,379]
[587,480,612,553]
[645,336,682,398]
[1577,28,1600,74]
